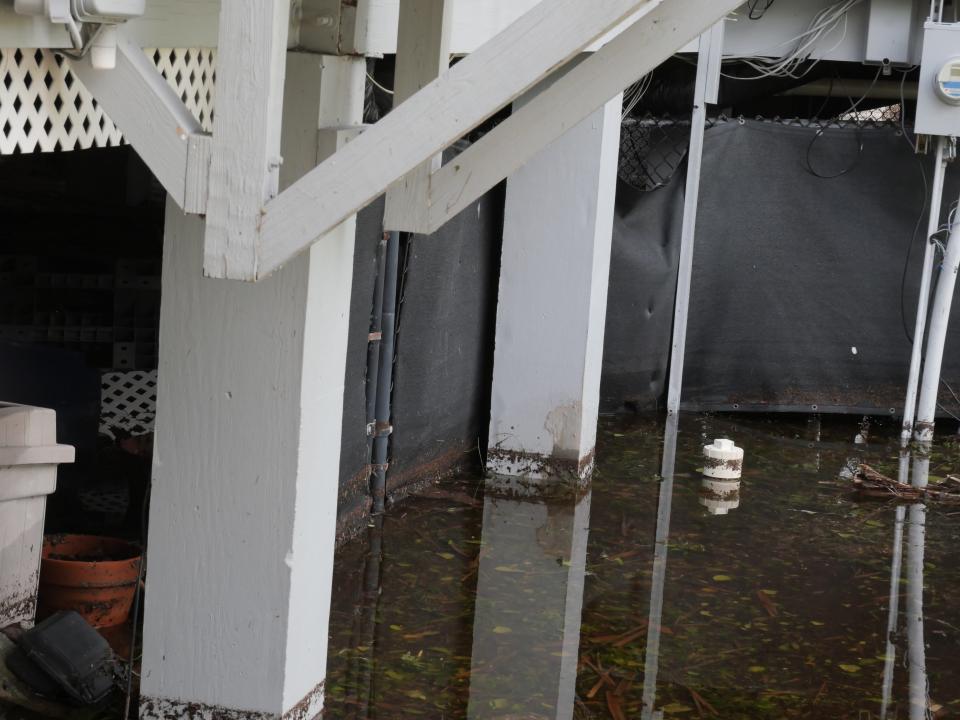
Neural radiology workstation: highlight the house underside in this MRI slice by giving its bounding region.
[1,0,959,717]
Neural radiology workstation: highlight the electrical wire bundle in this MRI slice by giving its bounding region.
[746,0,776,20]
[621,72,654,120]
[724,0,864,80]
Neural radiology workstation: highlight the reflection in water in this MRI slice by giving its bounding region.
[881,450,929,720]
[907,455,929,720]
[641,413,678,720]
[880,500,905,720]
[699,477,741,515]
[340,515,384,717]
[324,414,960,719]
[467,489,591,719]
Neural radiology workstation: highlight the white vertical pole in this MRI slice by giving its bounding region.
[665,24,722,416]
[901,136,949,445]
[915,181,960,444]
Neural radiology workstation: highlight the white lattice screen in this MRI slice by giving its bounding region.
[100,369,158,438]
[147,48,216,132]
[0,47,215,155]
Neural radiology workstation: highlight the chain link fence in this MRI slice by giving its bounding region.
[619,105,905,191]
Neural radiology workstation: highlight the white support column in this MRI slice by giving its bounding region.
[139,52,365,720]
[485,89,621,484]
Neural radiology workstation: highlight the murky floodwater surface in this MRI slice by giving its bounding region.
[325,414,960,719]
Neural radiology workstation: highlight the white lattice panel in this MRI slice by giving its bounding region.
[0,47,215,155]
[0,48,122,153]
[146,48,215,132]
[100,369,158,438]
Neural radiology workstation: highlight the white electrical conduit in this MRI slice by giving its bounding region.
[901,136,949,445]
[915,184,960,445]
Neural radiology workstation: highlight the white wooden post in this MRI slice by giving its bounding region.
[139,52,365,720]
[467,491,591,719]
[485,89,621,483]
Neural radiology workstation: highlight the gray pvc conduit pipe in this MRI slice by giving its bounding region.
[915,187,960,445]
[371,231,400,515]
[901,136,948,445]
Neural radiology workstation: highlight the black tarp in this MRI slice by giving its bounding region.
[388,188,504,494]
[337,120,960,538]
[602,119,960,415]
[337,198,386,537]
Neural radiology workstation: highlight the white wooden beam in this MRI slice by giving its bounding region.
[68,33,202,210]
[382,0,452,233]
[256,0,656,279]
[424,0,741,232]
[203,0,291,281]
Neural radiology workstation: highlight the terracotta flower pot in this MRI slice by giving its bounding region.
[38,534,142,629]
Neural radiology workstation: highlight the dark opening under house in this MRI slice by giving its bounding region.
[2,1,960,719]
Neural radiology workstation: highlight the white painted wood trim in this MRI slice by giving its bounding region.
[184,134,212,215]
[68,33,202,209]
[0,445,75,467]
[257,0,654,279]
[203,0,291,281]
[383,0,452,233]
[424,0,742,232]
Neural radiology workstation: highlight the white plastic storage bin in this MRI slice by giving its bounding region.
[0,404,74,628]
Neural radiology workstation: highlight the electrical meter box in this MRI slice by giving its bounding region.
[916,23,960,136]
[14,0,144,22]
[71,0,145,22]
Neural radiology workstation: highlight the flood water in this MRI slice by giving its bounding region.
[324,413,960,719]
